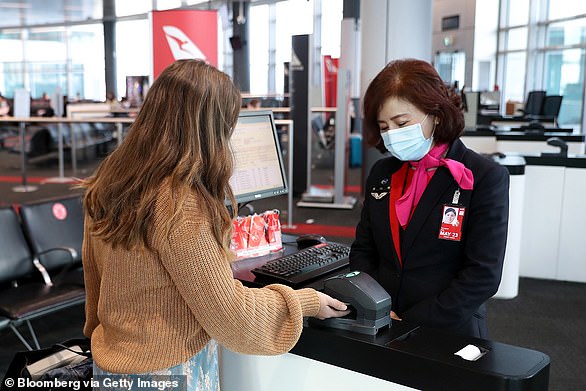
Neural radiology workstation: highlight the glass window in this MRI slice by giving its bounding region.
[70,24,105,101]
[275,0,314,94]
[24,28,67,99]
[544,49,584,126]
[499,27,528,51]
[500,52,526,103]
[115,0,151,17]
[155,0,181,10]
[27,62,67,101]
[548,0,586,20]
[249,5,269,94]
[0,63,25,98]
[115,19,151,100]
[503,0,529,27]
[0,31,23,62]
[25,28,67,63]
[321,0,343,59]
[435,51,466,87]
[546,18,586,46]
[0,31,24,96]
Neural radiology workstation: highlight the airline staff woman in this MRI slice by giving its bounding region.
[350,59,509,338]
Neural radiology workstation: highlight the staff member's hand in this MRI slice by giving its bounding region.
[315,291,351,320]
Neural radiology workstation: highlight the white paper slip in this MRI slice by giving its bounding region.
[454,344,485,361]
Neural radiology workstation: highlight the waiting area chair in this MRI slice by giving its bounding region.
[0,205,85,350]
[19,195,85,287]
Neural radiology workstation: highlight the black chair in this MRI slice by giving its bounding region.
[0,206,85,350]
[522,90,546,117]
[541,95,563,118]
[19,195,85,287]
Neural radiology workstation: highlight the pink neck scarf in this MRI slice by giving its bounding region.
[395,143,474,228]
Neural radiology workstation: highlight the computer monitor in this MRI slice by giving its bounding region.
[229,110,288,204]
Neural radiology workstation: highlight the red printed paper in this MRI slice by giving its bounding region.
[230,210,283,259]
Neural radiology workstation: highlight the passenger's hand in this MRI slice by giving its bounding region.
[314,291,351,320]
[390,311,402,321]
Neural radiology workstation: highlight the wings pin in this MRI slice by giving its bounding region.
[370,183,390,200]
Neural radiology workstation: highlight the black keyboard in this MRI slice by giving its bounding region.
[251,242,350,286]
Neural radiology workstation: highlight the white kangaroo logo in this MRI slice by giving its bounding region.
[162,25,207,61]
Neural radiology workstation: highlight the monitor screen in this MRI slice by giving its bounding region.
[229,110,288,204]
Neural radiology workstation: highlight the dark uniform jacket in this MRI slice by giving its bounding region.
[350,139,509,338]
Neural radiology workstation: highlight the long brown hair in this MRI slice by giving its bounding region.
[82,60,241,257]
[363,59,464,152]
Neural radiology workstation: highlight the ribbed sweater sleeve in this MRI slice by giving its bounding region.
[82,214,100,338]
[154,191,320,355]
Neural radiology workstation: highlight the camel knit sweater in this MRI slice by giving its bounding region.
[82,184,320,374]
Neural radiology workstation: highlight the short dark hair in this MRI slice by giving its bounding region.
[445,207,457,215]
[362,58,465,152]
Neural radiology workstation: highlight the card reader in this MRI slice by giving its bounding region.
[309,271,392,335]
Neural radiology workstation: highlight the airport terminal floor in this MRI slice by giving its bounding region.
[0,146,585,391]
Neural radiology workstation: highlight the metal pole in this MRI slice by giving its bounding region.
[12,121,38,193]
[71,124,77,175]
[287,121,294,228]
[276,119,295,229]
[58,123,64,178]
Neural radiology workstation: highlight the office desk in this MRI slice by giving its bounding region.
[225,236,550,391]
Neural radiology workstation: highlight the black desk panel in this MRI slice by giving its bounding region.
[231,235,550,391]
[293,324,549,391]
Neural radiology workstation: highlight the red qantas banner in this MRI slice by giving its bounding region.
[152,9,218,79]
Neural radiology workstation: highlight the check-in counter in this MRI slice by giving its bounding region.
[224,236,550,391]
[461,130,586,283]
[518,155,586,283]
[493,156,526,299]
[461,128,585,155]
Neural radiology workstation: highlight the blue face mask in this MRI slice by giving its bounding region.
[381,114,432,161]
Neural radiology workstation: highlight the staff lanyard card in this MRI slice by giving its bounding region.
[439,189,465,242]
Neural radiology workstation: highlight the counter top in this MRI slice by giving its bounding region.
[293,321,549,391]
[523,153,586,168]
[231,237,550,391]
[463,128,585,141]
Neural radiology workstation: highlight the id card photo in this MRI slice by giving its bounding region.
[438,205,465,241]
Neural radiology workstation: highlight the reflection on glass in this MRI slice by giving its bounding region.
[547,19,586,46]
[544,49,584,126]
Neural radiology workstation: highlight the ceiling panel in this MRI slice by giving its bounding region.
[0,0,104,29]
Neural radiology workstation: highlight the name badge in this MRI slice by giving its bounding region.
[438,204,465,241]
